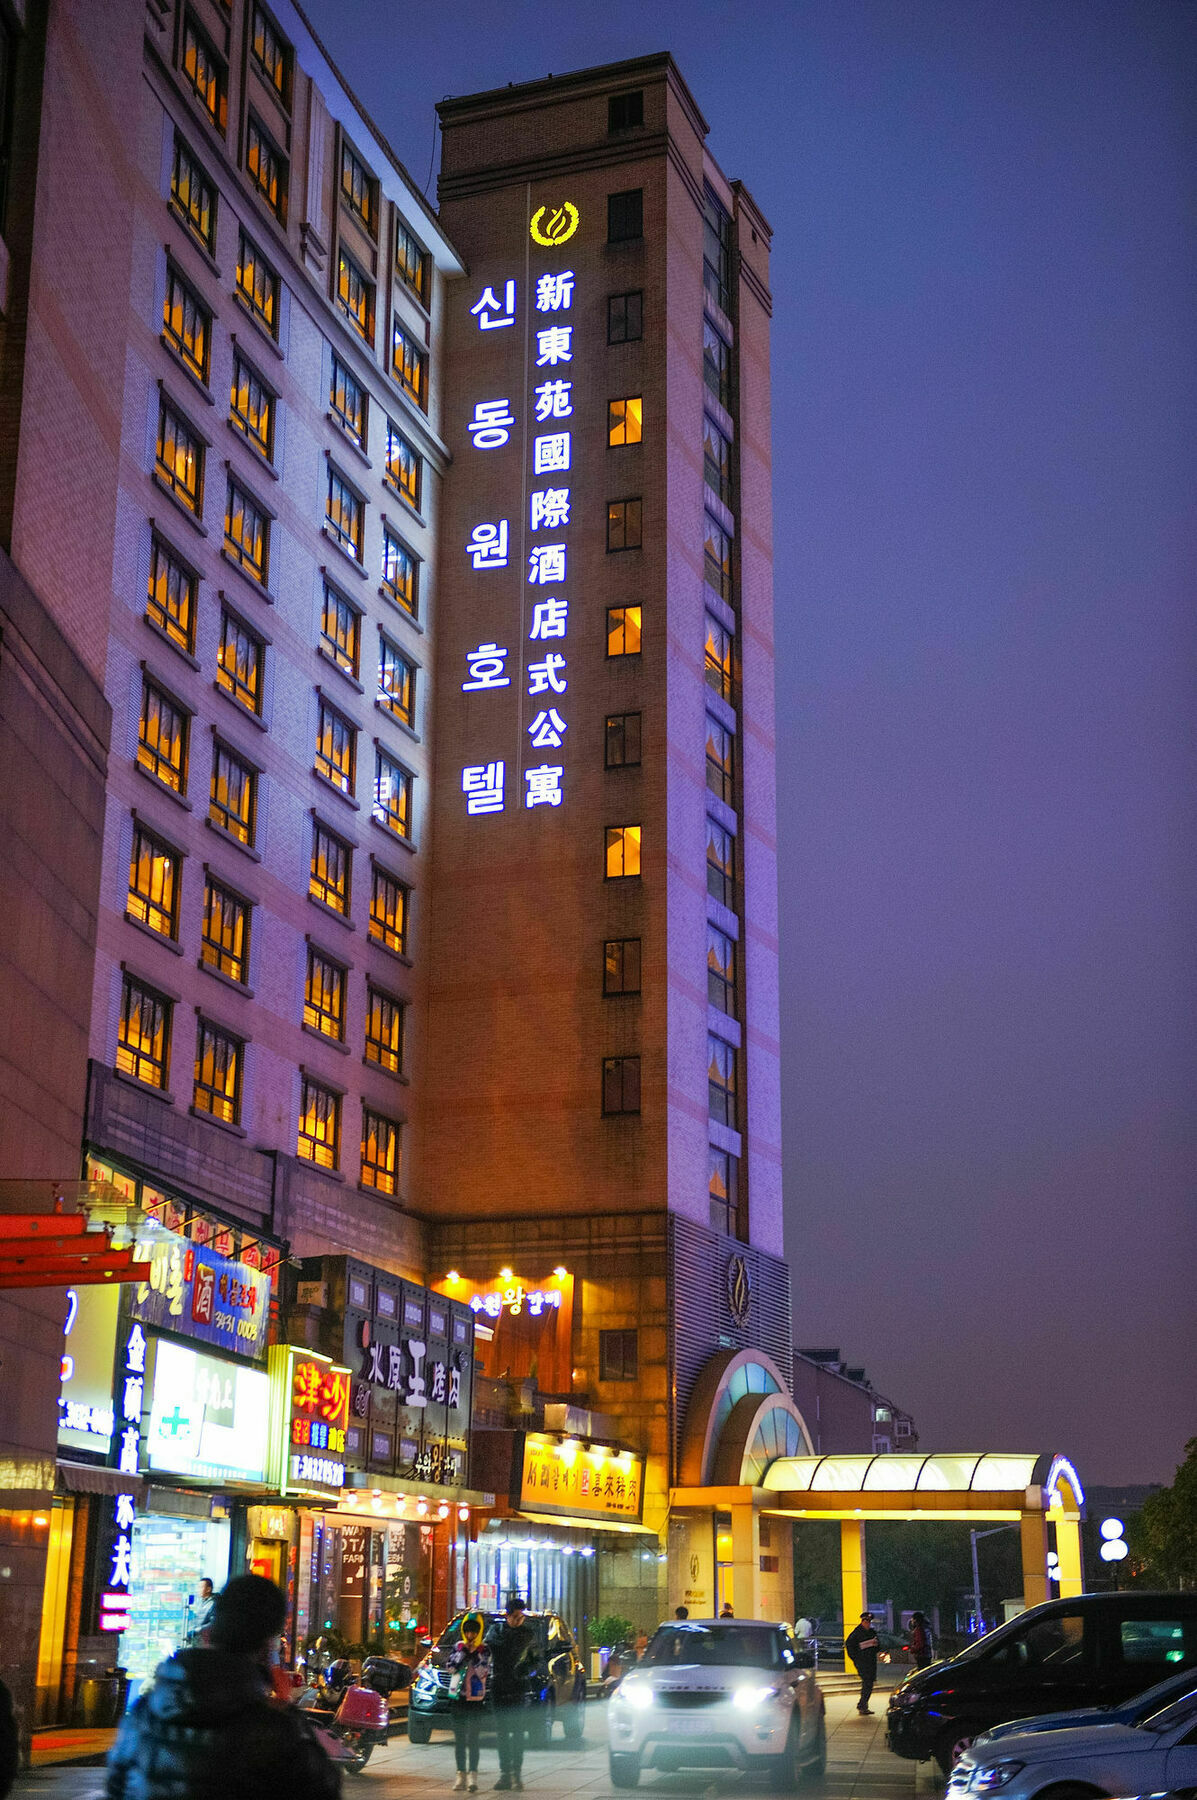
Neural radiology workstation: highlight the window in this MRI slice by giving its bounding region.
[225,477,269,583]
[315,696,356,796]
[1118,1619,1192,1668]
[392,321,426,408]
[364,985,403,1074]
[360,1108,399,1194]
[384,421,420,508]
[369,863,407,954]
[117,974,171,1089]
[704,511,733,604]
[606,605,641,658]
[229,353,274,459]
[236,231,279,337]
[146,535,197,653]
[326,465,364,561]
[708,1033,737,1127]
[202,878,249,983]
[340,140,377,235]
[216,610,263,714]
[127,822,180,939]
[603,938,641,996]
[310,820,351,915]
[705,614,734,701]
[599,1328,638,1380]
[378,637,415,727]
[373,751,412,839]
[138,678,188,793]
[704,319,732,409]
[608,90,644,133]
[709,1145,739,1236]
[209,743,256,845]
[608,290,643,344]
[704,184,733,314]
[156,401,203,514]
[394,223,428,304]
[707,922,737,1013]
[171,137,216,254]
[250,4,290,105]
[320,583,360,677]
[703,415,733,506]
[605,712,641,769]
[608,396,642,446]
[336,252,374,344]
[182,14,226,131]
[246,113,286,221]
[297,1075,339,1169]
[706,714,735,806]
[330,357,367,449]
[381,527,418,615]
[608,188,643,243]
[607,497,642,552]
[1002,1613,1087,1671]
[605,824,641,879]
[163,265,210,383]
[193,1020,242,1124]
[304,946,345,1039]
[602,1055,641,1115]
[706,817,736,909]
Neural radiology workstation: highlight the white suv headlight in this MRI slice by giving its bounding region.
[971,1762,1024,1792]
[621,1683,654,1711]
[732,1684,780,1712]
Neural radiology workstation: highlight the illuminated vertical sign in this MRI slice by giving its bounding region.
[101,1322,147,1633]
[268,1345,351,1497]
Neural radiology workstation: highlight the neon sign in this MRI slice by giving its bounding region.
[529,202,580,247]
[470,1285,562,1320]
[269,1346,351,1498]
[101,1322,147,1633]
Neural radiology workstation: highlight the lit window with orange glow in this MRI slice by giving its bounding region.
[608,396,642,447]
[605,823,641,879]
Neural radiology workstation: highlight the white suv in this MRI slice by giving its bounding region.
[607,1619,826,1791]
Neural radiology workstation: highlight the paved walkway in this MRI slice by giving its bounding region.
[13,1686,941,1800]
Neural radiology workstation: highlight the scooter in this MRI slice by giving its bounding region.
[295,1656,410,1773]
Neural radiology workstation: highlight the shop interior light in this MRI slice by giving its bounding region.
[458,1505,470,1521]
[579,1546,595,1558]
[561,1545,575,1556]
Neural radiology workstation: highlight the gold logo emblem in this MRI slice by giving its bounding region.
[530,201,580,247]
[727,1255,752,1327]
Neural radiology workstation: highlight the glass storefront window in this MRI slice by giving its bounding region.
[122,1514,231,1693]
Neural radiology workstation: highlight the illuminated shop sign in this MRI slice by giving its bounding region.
[518,1434,644,1523]
[58,1283,119,1455]
[460,209,584,819]
[470,1285,562,1320]
[129,1235,270,1360]
[268,1346,351,1498]
[100,1321,148,1634]
[144,1337,269,1485]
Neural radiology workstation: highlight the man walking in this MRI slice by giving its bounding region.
[485,1596,538,1792]
[845,1612,881,1714]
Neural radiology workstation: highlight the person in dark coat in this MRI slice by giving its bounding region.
[446,1611,492,1793]
[105,1573,340,1800]
[483,1596,539,1792]
[844,1612,880,1714]
[908,1611,934,1669]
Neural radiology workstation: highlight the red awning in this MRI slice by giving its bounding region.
[0,1211,151,1290]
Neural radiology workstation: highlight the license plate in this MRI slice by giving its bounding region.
[667,1717,715,1736]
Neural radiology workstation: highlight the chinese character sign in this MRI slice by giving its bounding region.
[271,1346,351,1497]
[128,1233,269,1359]
[518,1436,644,1522]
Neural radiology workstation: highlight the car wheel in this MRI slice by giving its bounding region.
[800,1714,827,1782]
[1029,1787,1107,1800]
[769,1723,801,1793]
[529,1700,553,1750]
[609,1751,641,1789]
[406,1714,432,1745]
[936,1729,976,1776]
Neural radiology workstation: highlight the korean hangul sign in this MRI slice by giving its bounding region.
[128,1231,270,1360]
[517,1434,645,1523]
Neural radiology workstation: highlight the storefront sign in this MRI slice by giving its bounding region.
[144,1337,269,1485]
[129,1236,270,1360]
[518,1436,644,1523]
[268,1346,351,1498]
[58,1283,119,1455]
[470,1284,562,1320]
[99,1321,147,1634]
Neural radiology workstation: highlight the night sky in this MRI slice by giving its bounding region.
[302,0,1197,1485]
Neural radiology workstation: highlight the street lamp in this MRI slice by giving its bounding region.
[970,1524,1018,1637]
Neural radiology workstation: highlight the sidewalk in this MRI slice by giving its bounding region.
[30,1728,116,1769]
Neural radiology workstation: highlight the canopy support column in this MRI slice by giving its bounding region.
[1054,1515,1083,1597]
[841,1518,867,1627]
[1020,1511,1049,1608]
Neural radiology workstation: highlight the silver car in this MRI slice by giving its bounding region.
[947,1687,1197,1800]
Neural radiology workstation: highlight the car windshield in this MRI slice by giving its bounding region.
[641,1625,789,1670]
[1125,1670,1197,1721]
[1136,1689,1197,1735]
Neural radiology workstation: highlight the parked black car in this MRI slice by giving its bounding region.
[407,1610,586,1747]
[886,1591,1197,1774]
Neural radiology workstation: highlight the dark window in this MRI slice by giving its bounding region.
[707,922,737,1014]
[127,823,180,939]
[202,879,249,983]
[382,527,418,615]
[379,637,415,727]
[607,605,642,658]
[193,1020,242,1125]
[315,696,356,796]
[605,712,641,768]
[394,223,428,304]
[385,421,421,508]
[706,714,735,806]
[605,824,641,879]
[146,535,197,653]
[707,817,736,909]
[365,986,404,1074]
[704,319,732,409]
[340,139,377,234]
[602,1055,641,1115]
[310,821,351,915]
[608,91,644,133]
[236,231,278,337]
[326,465,364,561]
[209,743,256,845]
[361,1108,399,1194]
[708,1033,737,1127]
[117,975,171,1089]
[709,1145,740,1236]
[170,137,216,254]
[609,396,642,446]
[604,938,641,996]
[331,355,367,446]
[705,614,734,701]
[704,184,734,314]
[156,401,203,514]
[392,320,427,408]
[250,4,291,106]
[138,678,188,793]
[373,750,412,840]
[246,113,287,222]
[703,414,734,506]
[608,290,643,344]
[337,252,374,345]
[229,353,274,459]
[608,188,643,243]
[320,583,360,677]
[298,1076,339,1169]
[369,863,407,955]
[304,946,345,1039]
[607,497,642,552]
[225,477,269,583]
[704,511,733,604]
[599,1328,639,1380]
[216,610,263,714]
[163,264,210,382]
[182,13,226,131]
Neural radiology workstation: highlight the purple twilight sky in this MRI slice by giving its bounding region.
[300,0,1197,1486]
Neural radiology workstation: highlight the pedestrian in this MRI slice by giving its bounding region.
[844,1612,881,1714]
[484,1595,539,1793]
[908,1611,934,1670]
[795,1614,813,1643]
[188,1576,216,1645]
[673,1606,689,1620]
[106,1573,340,1800]
[633,1629,649,1661]
[719,1602,734,1619]
[447,1611,492,1794]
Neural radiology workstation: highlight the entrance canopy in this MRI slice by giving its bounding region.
[761,1451,1084,1521]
